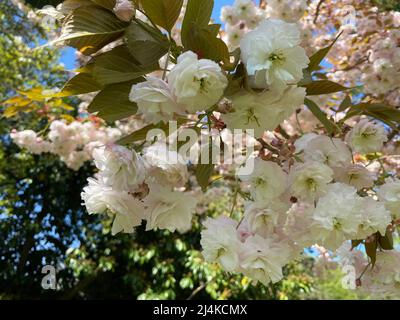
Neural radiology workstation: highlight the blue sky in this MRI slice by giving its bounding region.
[59,0,232,69]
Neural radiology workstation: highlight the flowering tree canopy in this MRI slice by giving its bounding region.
[5,0,400,298]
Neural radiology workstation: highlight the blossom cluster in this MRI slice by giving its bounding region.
[222,1,400,106]
[201,123,399,286]
[305,0,400,106]
[130,50,228,122]
[11,120,122,170]
[81,143,197,235]
[221,0,307,50]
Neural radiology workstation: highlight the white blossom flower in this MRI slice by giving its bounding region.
[312,182,389,249]
[220,5,239,25]
[20,119,123,171]
[129,77,184,124]
[11,129,52,154]
[336,242,366,269]
[240,19,309,88]
[311,183,363,250]
[239,234,290,285]
[333,164,375,190]
[346,119,387,154]
[284,202,316,249]
[92,144,145,191]
[225,23,246,49]
[304,135,352,168]
[81,178,144,235]
[361,251,400,299]
[237,157,288,203]
[288,161,334,202]
[221,85,306,137]
[200,215,242,272]
[61,150,89,171]
[356,197,391,239]
[243,200,290,237]
[377,180,400,220]
[11,129,37,145]
[168,51,228,113]
[143,143,189,188]
[233,0,257,21]
[293,132,318,153]
[266,0,307,23]
[143,184,197,233]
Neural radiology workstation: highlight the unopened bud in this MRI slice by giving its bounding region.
[113,0,135,22]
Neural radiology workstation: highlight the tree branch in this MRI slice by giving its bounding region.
[314,0,326,24]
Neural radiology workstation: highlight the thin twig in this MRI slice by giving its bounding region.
[162,46,171,81]
[357,262,371,282]
[295,111,304,134]
[187,282,207,300]
[230,181,239,217]
[314,0,326,24]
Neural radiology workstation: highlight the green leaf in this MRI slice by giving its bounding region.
[181,0,213,46]
[304,98,338,135]
[58,72,103,97]
[377,230,394,250]
[53,5,128,55]
[207,23,222,37]
[223,47,241,72]
[298,68,313,86]
[125,21,169,66]
[343,102,400,128]
[303,80,349,96]
[183,24,229,62]
[195,163,214,192]
[224,62,246,96]
[87,80,139,122]
[92,45,156,85]
[365,238,378,266]
[180,0,228,63]
[195,139,215,192]
[117,119,186,145]
[2,102,37,118]
[141,0,183,32]
[26,0,68,8]
[307,31,343,72]
[117,124,159,145]
[337,95,352,112]
[314,72,328,80]
[91,0,116,10]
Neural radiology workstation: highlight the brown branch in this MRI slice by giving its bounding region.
[314,0,326,24]
[339,57,369,72]
[187,282,207,300]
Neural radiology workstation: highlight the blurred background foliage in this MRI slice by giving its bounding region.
[371,0,400,11]
[0,0,369,300]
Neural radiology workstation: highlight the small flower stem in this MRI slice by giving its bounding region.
[230,182,239,217]
[295,111,304,135]
[162,46,171,81]
[357,262,371,282]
